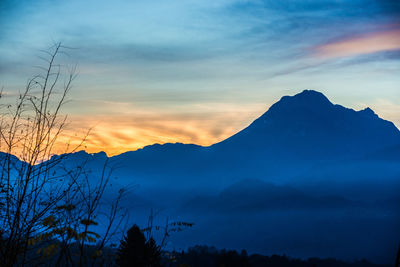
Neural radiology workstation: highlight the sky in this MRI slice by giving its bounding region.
[0,0,399,155]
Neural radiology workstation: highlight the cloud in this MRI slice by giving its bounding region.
[59,101,267,156]
[313,28,400,59]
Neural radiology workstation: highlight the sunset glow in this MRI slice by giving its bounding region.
[1,0,399,155]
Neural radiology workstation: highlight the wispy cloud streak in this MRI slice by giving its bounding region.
[314,28,400,59]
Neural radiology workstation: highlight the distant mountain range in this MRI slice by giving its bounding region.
[39,90,400,263]
[63,90,399,187]
[110,89,400,161]
[1,90,399,263]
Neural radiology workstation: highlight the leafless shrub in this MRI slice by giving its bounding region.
[0,43,127,267]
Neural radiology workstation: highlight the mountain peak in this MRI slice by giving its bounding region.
[278,90,332,107]
[358,107,377,118]
[298,89,326,96]
[261,90,333,121]
[297,89,330,99]
[216,89,400,158]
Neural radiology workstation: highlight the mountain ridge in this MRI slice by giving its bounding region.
[52,89,400,162]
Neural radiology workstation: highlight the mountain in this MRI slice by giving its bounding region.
[43,90,400,178]
[53,89,400,190]
[213,90,400,159]
[110,90,400,164]
[81,90,397,188]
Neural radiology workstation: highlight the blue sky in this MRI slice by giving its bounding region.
[1,0,399,155]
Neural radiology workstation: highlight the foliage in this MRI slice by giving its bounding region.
[143,210,194,251]
[116,224,162,267]
[116,211,194,267]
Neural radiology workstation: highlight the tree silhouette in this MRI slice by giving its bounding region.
[116,224,162,267]
[0,43,127,266]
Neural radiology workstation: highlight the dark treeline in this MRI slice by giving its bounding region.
[166,246,391,267]
[11,240,392,267]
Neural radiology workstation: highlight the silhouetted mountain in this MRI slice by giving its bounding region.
[213,90,400,159]
[62,90,400,169]
[82,90,399,190]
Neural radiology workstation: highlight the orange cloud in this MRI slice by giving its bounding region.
[314,29,400,59]
[61,104,266,156]
[54,98,400,157]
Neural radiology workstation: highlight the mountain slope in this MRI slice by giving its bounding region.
[213,90,400,159]
[52,90,400,188]
[77,89,398,190]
